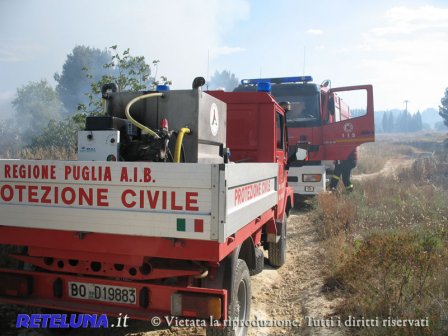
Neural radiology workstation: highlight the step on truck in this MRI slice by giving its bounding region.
[0,78,294,336]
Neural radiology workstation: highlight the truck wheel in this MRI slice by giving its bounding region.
[268,214,287,267]
[206,259,251,336]
[249,248,264,276]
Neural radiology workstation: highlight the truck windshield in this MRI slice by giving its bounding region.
[233,82,321,127]
[273,93,320,126]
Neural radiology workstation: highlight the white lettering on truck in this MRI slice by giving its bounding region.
[234,180,271,206]
[0,163,200,212]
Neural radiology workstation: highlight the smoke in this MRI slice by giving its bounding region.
[0,91,15,119]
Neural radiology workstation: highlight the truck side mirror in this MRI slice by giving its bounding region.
[279,101,291,113]
[295,148,307,160]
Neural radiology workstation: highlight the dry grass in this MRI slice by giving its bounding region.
[315,192,357,239]
[314,136,448,335]
[1,146,77,160]
[354,140,415,175]
[331,229,447,336]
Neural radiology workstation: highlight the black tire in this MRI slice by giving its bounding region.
[268,214,287,267]
[206,259,251,336]
[249,248,264,276]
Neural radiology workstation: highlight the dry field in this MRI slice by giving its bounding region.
[315,132,448,335]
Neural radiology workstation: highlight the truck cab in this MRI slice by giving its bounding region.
[235,76,375,196]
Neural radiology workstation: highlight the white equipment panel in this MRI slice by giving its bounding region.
[78,130,120,161]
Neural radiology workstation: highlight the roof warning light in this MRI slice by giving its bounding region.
[241,76,313,85]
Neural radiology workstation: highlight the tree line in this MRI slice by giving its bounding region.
[381,110,423,133]
[0,45,160,156]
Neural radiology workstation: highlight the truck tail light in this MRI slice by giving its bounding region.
[302,174,322,182]
[0,273,32,297]
[171,293,222,320]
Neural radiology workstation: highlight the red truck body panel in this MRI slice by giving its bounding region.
[289,84,375,161]
[208,90,293,222]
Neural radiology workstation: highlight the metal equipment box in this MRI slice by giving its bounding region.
[107,90,227,164]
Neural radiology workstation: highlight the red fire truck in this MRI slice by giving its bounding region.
[235,76,375,196]
[0,79,295,336]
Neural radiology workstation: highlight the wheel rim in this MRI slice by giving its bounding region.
[236,278,248,336]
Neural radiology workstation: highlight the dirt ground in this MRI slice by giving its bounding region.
[247,207,346,336]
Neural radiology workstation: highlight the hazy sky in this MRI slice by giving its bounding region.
[1,0,447,117]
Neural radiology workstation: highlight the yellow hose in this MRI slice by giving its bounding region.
[174,127,191,163]
[125,92,163,138]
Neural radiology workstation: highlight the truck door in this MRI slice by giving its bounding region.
[276,110,287,214]
[322,85,375,160]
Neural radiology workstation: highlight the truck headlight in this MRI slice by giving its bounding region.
[302,174,322,182]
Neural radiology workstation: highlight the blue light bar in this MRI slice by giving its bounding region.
[241,76,313,85]
[257,82,271,93]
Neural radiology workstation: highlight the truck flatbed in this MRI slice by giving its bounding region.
[0,160,278,244]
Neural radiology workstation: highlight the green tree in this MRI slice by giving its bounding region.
[382,112,394,133]
[413,111,423,132]
[31,46,170,152]
[439,87,448,127]
[54,46,114,114]
[208,70,239,91]
[78,45,170,115]
[29,118,79,150]
[12,79,64,143]
[396,111,409,132]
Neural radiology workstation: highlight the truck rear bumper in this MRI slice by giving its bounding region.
[0,268,227,322]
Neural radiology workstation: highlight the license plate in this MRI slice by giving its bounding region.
[304,186,314,192]
[68,282,137,305]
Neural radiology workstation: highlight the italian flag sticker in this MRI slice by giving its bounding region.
[177,218,204,233]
